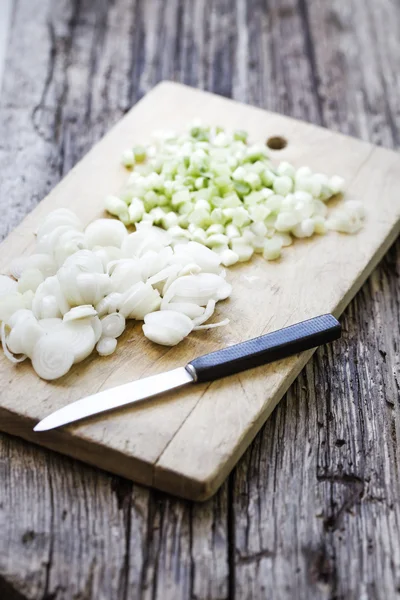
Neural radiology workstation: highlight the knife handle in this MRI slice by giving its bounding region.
[186,314,341,383]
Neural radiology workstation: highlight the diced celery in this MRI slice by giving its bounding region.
[233,181,251,196]
[233,129,248,143]
[133,146,146,163]
[172,190,191,207]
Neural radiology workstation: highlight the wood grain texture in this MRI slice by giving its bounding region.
[0,0,399,598]
[1,80,399,502]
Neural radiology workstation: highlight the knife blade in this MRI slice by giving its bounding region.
[34,313,341,432]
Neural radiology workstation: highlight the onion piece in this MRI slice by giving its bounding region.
[36,211,83,240]
[142,310,194,346]
[162,273,231,307]
[56,321,96,363]
[173,242,221,273]
[194,318,230,330]
[74,273,110,306]
[32,293,62,320]
[109,260,143,293]
[63,250,104,274]
[53,231,86,266]
[0,275,17,296]
[192,299,216,326]
[147,265,180,287]
[63,305,97,322]
[90,316,102,343]
[36,225,80,256]
[6,309,35,328]
[95,293,122,317]
[121,227,171,258]
[163,302,205,319]
[84,219,128,249]
[0,293,27,323]
[31,334,74,380]
[39,318,64,332]
[7,317,45,357]
[10,254,57,280]
[119,282,161,319]
[96,336,118,356]
[93,246,122,270]
[17,268,44,294]
[100,313,126,338]
[1,323,27,364]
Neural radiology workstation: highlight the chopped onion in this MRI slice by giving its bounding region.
[194,318,230,330]
[7,316,44,357]
[119,282,161,319]
[96,336,118,356]
[90,316,103,343]
[63,305,97,322]
[143,311,194,346]
[56,321,96,363]
[63,250,104,274]
[121,227,170,258]
[10,254,57,280]
[100,313,125,338]
[7,309,35,329]
[109,260,143,293]
[162,273,231,306]
[93,246,122,270]
[84,219,128,249]
[17,268,44,294]
[1,323,27,364]
[95,292,122,316]
[0,275,18,296]
[163,302,205,319]
[192,299,216,326]
[36,210,83,240]
[0,293,27,322]
[39,318,64,332]
[31,334,74,380]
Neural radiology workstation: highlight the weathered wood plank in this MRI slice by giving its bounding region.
[0,0,399,599]
[230,0,400,598]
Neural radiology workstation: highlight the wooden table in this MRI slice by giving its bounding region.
[0,1,399,598]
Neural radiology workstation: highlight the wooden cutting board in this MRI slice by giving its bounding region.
[0,82,399,501]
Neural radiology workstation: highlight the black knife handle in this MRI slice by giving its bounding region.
[186,314,341,383]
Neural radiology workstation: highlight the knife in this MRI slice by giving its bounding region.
[33,313,341,432]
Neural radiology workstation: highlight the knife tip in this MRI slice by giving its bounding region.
[33,421,50,432]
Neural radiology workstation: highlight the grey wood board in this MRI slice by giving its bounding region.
[0,0,399,598]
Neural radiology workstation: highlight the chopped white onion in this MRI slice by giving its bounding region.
[0,293,27,323]
[163,302,205,319]
[0,275,18,296]
[7,316,44,357]
[17,268,44,294]
[90,316,103,343]
[56,321,96,363]
[96,336,118,356]
[10,254,57,280]
[143,311,194,346]
[31,334,74,380]
[119,282,161,319]
[1,322,27,364]
[194,318,230,330]
[84,219,128,249]
[192,299,216,326]
[95,292,122,316]
[100,313,126,338]
[63,305,97,322]
[39,318,64,332]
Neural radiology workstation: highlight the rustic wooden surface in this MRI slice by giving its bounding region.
[1,81,399,503]
[0,0,399,598]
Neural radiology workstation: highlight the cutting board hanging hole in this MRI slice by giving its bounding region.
[266,136,287,150]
